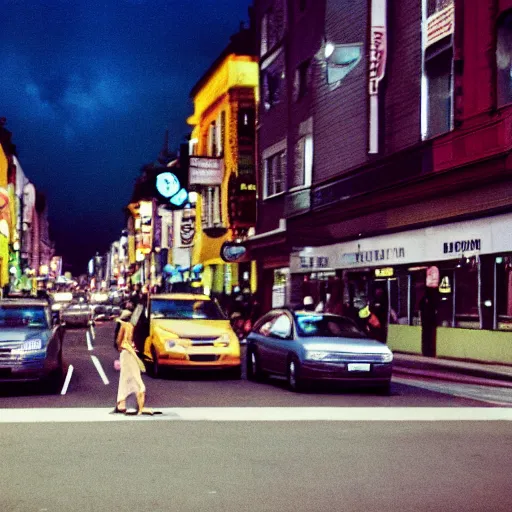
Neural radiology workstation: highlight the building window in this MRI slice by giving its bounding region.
[497,11,512,107]
[207,122,217,157]
[262,51,285,111]
[264,150,286,198]
[422,0,454,139]
[201,186,222,229]
[260,12,268,56]
[293,59,311,102]
[292,135,313,189]
[217,111,225,157]
[325,44,362,86]
[424,49,453,138]
[260,2,286,57]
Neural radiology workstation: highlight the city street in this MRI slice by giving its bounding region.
[1,323,511,511]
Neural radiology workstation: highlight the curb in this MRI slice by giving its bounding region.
[393,366,512,389]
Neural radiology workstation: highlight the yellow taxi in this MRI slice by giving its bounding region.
[143,293,241,378]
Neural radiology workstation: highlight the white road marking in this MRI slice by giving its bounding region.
[91,355,109,385]
[90,325,96,340]
[0,407,511,423]
[60,365,74,395]
[86,331,93,351]
[394,376,512,406]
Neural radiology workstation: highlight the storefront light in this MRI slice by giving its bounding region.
[188,191,198,204]
[12,241,20,251]
[496,257,504,264]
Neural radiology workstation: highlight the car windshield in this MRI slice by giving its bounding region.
[150,299,225,320]
[0,306,49,329]
[295,314,366,338]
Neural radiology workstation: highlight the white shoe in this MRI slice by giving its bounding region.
[125,408,138,415]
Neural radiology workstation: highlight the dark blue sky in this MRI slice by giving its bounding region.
[0,0,251,274]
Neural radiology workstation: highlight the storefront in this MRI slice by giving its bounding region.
[290,212,512,364]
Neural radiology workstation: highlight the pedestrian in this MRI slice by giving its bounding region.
[302,296,315,311]
[114,314,156,415]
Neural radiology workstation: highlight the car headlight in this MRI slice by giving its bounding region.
[382,352,393,363]
[214,333,231,348]
[305,351,330,361]
[51,304,62,311]
[13,339,43,354]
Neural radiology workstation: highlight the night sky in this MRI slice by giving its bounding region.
[0,0,252,275]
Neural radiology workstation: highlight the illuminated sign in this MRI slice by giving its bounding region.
[375,267,394,278]
[220,242,249,263]
[156,172,180,199]
[155,171,188,208]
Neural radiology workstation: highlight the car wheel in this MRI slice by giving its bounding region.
[150,347,160,378]
[246,346,263,382]
[287,356,305,392]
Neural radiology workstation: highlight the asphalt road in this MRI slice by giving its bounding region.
[1,322,510,408]
[1,323,512,511]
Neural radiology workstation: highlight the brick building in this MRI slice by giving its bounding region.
[249,0,512,364]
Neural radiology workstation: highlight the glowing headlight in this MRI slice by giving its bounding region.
[166,340,176,350]
[214,333,231,347]
[13,339,43,354]
[51,304,62,311]
[305,351,329,361]
[382,352,393,363]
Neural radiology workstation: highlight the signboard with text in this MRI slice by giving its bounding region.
[189,157,224,186]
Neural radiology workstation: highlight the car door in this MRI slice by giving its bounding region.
[249,312,278,372]
[265,313,294,375]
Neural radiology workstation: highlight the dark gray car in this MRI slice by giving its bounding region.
[0,299,64,391]
[246,310,393,393]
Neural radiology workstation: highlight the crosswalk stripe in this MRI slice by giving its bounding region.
[0,407,511,423]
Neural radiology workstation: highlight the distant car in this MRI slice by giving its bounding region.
[246,310,393,393]
[61,298,93,327]
[49,291,74,315]
[141,293,241,378]
[0,298,64,391]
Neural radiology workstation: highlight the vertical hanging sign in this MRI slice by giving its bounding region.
[368,0,387,154]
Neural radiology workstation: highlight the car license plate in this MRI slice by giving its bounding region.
[347,363,370,372]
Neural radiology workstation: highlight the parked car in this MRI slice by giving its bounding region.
[141,293,241,378]
[0,298,64,392]
[246,309,393,393]
[61,297,93,327]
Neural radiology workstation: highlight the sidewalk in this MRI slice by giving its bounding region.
[392,352,512,388]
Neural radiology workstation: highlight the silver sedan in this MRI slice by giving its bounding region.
[246,310,393,393]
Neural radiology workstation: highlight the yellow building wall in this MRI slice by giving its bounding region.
[0,144,8,188]
[189,53,258,270]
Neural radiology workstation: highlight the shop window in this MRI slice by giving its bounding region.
[437,269,455,327]
[291,134,313,189]
[388,277,408,325]
[496,256,512,330]
[454,259,480,329]
[264,150,286,198]
[497,11,512,107]
[262,51,285,111]
[410,270,426,326]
